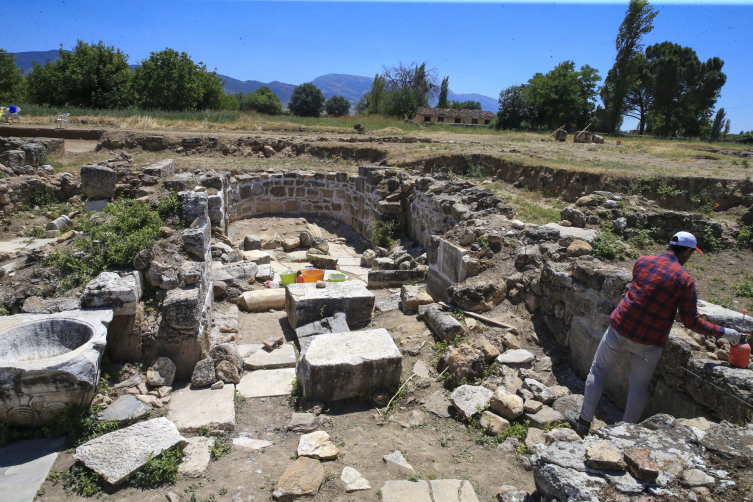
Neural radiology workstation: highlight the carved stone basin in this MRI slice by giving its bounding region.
[0,309,113,426]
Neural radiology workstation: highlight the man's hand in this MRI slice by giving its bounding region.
[723,328,742,346]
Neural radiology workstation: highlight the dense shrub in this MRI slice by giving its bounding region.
[44,199,163,289]
[289,83,325,118]
[325,95,350,117]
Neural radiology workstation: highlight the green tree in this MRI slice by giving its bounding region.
[382,62,438,108]
[601,0,658,132]
[0,49,25,102]
[26,41,134,108]
[355,92,370,115]
[710,108,726,140]
[495,85,530,130]
[437,76,449,108]
[523,61,600,130]
[644,42,726,137]
[723,119,731,139]
[448,100,481,110]
[624,54,653,134]
[368,74,385,115]
[241,86,282,115]
[288,83,325,117]
[382,87,418,119]
[325,95,350,117]
[133,49,224,111]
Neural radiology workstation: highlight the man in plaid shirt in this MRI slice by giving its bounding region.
[566,232,743,436]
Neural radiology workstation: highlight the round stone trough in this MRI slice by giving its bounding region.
[0,309,113,426]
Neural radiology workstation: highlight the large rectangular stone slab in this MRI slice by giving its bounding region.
[74,417,187,485]
[381,480,433,502]
[243,343,297,370]
[285,281,375,328]
[367,269,427,288]
[0,437,65,502]
[296,329,402,402]
[237,368,296,398]
[166,384,236,433]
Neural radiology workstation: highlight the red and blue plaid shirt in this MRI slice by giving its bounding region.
[610,252,723,347]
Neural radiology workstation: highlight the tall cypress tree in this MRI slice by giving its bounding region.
[437,76,449,108]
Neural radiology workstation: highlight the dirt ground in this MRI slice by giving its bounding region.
[11,121,753,179]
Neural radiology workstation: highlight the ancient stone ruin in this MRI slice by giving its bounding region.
[0,150,750,502]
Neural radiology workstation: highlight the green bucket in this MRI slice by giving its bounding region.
[280,270,297,286]
[327,272,347,283]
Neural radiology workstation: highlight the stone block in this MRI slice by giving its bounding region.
[306,252,338,270]
[81,165,117,199]
[178,436,214,478]
[74,417,187,485]
[162,287,202,329]
[450,385,493,419]
[367,268,426,288]
[285,281,375,329]
[82,271,141,315]
[296,329,402,402]
[166,384,235,433]
[400,285,434,312]
[144,159,174,178]
[237,289,286,312]
[240,250,271,264]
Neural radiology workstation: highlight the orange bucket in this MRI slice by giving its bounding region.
[616,140,622,145]
[302,269,325,283]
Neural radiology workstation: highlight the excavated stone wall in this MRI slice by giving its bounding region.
[530,258,752,423]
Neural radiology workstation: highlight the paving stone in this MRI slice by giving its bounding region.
[74,418,187,485]
[237,368,296,398]
[237,343,264,358]
[243,343,297,370]
[423,390,454,418]
[297,431,338,460]
[0,437,65,502]
[450,385,493,420]
[341,466,371,492]
[380,480,432,502]
[496,349,535,368]
[167,384,236,433]
[233,437,273,451]
[285,281,375,328]
[382,450,416,475]
[178,436,215,478]
[98,394,151,423]
[585,441,626,471]
[272,457,324,501]
[429,479,480,502]
[525,405,564,429]
[296,329,402,402]
[286,413,319,432]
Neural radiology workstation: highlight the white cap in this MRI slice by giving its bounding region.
[669,231,703,254]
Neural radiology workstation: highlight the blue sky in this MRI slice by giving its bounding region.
[1,0,751,130]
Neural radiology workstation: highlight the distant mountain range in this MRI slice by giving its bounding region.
[11,50,498,111]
